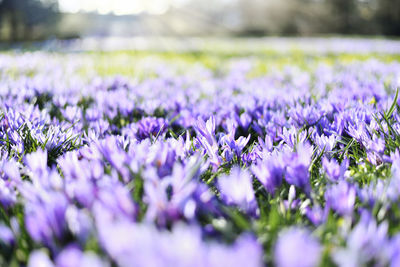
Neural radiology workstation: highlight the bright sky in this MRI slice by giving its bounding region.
[58,0,190,15]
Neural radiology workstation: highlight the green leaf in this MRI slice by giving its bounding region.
[385,88,399,119]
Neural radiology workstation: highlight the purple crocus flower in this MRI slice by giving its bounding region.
[56,245,86,267]
[0,178,17,207]
[347,122,368,144]
[136,117,168,141]
[208,234,263,267]
[367,134,385,153]
[25,191,69,248]
[97,217,263,267]
[28,250,54,267]
[305,205,329,226]
[289,103,321,127]
[143,167,180,225]
[325,180,356,216]
[56,245,109,267]
[194,115,216,145]
[2,160,21,182]
[314,133,337,153]
[389,234,400,267]
[95,136,129,179]
[322,157,348,182]
[333,212,389,267]
[220,120,251,160]
[25,149,48,175]
[0,224,14,246]
[251,153,285,194]
[235,112,252,130]
[217,167,256,213]
[65,206,92,243]
[366,150,383,166]
[357,180,386,208]
[285,142,314,194]
[194,116,221,168]
[275,227,321,267]
[257,135,273,153]
[279,127,308,149]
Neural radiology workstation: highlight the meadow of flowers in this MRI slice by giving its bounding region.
[1,41,400,266]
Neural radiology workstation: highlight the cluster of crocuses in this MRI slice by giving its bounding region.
[0,51,400,267]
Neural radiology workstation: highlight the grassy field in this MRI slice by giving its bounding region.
[0,39,400,266]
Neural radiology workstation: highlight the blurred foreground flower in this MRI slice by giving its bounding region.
[275,227,321,267]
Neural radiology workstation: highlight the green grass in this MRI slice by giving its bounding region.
[81,50,400,78]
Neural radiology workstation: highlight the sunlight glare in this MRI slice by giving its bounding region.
[58,0,178,15]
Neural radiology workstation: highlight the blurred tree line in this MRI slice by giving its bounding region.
[0,0,399,41]
[324,0,400,35]
[237,0,400,36]
[0,0,58,41]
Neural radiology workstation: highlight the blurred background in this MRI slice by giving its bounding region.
[0,0,399,42]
